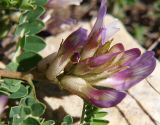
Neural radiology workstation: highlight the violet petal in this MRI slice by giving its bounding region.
[89,0,106,38]
[74,52,120,75]
[88,88,126,108]
[59,27,87,56]
[104,20,120,42]
[96,51,156,90]
[109,43,124,53]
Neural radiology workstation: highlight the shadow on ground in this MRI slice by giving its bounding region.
[35,82,80,125]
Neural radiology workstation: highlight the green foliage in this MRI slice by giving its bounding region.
[0,0,47,10]
[0,1,51,125]
[19,6,45,23]
[24,35,46,52]
[6,2,49,124]
[9,84,28,99]
[61,115,73,125]
[132,24,147,45]
[15,19,44,36]
[81,103,109,125]
[42,120,55,125]
[0,62,21,95]
[9,96,50,125]
[31,102,46,116]
[0,0,110,125]
[109,0,137,19]
[17,51,42,71]
[23,117,41,125]
[15,0,46,71]
[0,10,12,39]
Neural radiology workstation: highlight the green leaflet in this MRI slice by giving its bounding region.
[31,102,46,117]
[0,62,21,94]
[24,35,46,53]
[15,19,44,36]
[9,106,21,118]
[34,0,48,6]
[9,84,28,99]
[0,1,52,125]
[23,117,41,125]
[9,96,52,125]
[20,96,37,106]
[17,51,42,71]
[61,115,73,125]
[19,6,45,23]
[1,79,21,93]
[81,103,109,125]
[0,0,47,9]
[15,4,46,71]
[42,120,55,125]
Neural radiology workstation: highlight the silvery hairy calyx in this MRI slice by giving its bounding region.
[45,0,156,108]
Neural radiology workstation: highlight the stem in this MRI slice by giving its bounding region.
[27,79,37,99]
[0,69,52,83]
[0,70,34,81]
[80,101,86,124]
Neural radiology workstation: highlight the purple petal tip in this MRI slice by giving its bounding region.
[89,89,126,108]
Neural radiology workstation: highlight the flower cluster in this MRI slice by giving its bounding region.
[46,0,156,108]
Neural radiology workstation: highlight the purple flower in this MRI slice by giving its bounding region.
[46,0,156,108]
[0,95,8,116]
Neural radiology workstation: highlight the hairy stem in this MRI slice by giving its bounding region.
[0,69,51,83]
[0,70,34,81]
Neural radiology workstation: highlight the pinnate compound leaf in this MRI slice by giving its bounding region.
[82,103,109,125]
